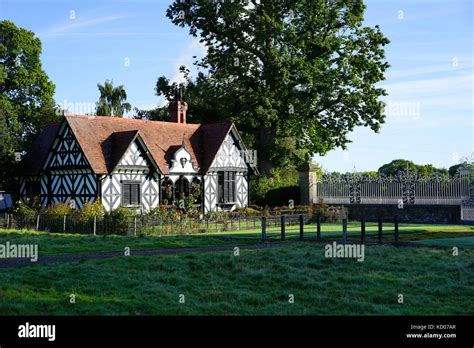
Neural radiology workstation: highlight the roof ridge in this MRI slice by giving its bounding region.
[64,114,233,128]
[64,114,202,127]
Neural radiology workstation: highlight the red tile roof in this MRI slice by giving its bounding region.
[23,115,234,175]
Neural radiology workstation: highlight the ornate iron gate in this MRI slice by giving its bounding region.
[315,166,471,206]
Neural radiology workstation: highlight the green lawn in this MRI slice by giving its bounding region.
[0,242,472,315]
[202,221,474,240]
[1,222,474,256]
[0,229,254,255]
[410,236,474,248]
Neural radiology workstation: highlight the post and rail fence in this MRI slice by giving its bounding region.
[0,210,436,246]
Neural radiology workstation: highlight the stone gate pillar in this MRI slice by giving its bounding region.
[299,163,320,205]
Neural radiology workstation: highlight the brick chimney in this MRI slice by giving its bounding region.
[169,87,187,124]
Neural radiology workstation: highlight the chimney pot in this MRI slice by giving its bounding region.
[169,100,187,124]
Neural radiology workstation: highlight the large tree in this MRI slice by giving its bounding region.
[378,159,448,177]
[164,0,390,173]
[95,80,131,117]
[0,20,57,188]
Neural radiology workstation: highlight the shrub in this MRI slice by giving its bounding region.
[234,207,261,216]
[146,205,168,219]
[272,205,311,215]
[12,198,39,219]
[104,207,131,235]
[169,193,199,216]
[205,210,228,221]
[264,185,300,207]
[312,200,348,222]
[248,204,262,211]
[41,202,73,216]
[250,167,299,206]
[79,199,104,221]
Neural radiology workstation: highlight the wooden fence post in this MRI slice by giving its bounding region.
[63,215,67,233]
[342,218,347,244]
[134,216,137,237]
[261,216,266,242]
[378,216,383,244]
[361,217,366,244]
[6,213,10,229]
[280,215,286,241]
[36,215,40,231]
[394,215,399,242]
[93,216,97,236]
[316,215,321,241]
[299,214,304,240]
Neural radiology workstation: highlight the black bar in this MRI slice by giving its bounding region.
[394,215,399,242]
[261,216,266,242]
[281,215,286,241]
[378,216,383,244]
[342,218,347,244]
[316,215,321,241]
[361,217,366,244]
[299,214,304,240]
[0,316,473,345]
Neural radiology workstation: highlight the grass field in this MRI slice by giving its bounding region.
[0,223,473,315]
[0,242,472,315]
[410,236,474,248]
[1,222,474,255]
[0,229,255,255]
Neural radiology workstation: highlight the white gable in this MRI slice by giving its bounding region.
[118,141,147,167]
[169,146,198,174]
[210,134,247,170]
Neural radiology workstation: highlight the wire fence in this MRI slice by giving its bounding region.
[0,212,312,237]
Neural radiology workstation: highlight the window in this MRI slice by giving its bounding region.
[122,182,140,206]
[174,176,189,200]
[161,178,174,204]
[217,171,236,204]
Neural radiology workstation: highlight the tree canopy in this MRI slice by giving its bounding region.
[96,80,131,117]
[0,20,57,188]
[160,0,390,173]
[377,159,448,177]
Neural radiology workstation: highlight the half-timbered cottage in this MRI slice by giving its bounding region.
[19,99,257,213]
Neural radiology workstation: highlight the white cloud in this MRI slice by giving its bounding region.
[386,63,471,79]
[381,72,473,113]
[169,39,207,85]
[39,15,126,38]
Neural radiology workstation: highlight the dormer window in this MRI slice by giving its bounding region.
[168,142,198,174]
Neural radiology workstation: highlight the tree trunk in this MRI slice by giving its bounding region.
[258,124,276,175]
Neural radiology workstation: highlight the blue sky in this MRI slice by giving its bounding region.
[0,0,472,172]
